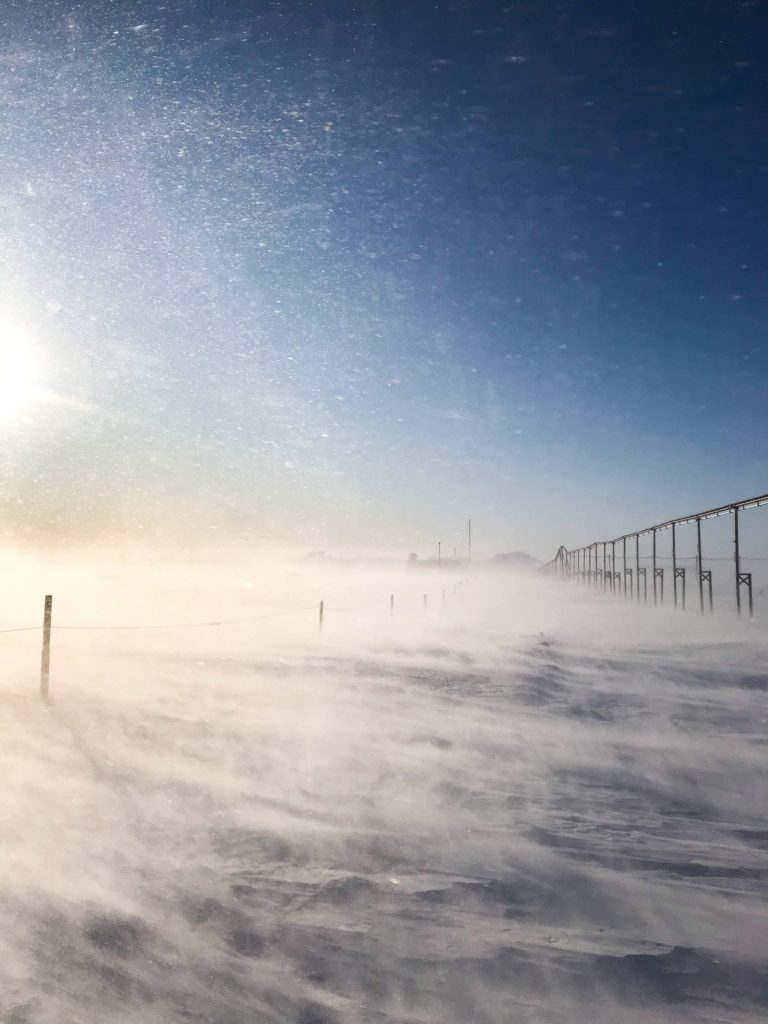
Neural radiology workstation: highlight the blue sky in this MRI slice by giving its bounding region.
[1,0,767,558]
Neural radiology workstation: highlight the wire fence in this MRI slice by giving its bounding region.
[1,581,470,700]
[0,608,317,636]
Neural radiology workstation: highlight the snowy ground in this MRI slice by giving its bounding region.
[0,553,767,1023]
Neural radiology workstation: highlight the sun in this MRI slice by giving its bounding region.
[0,313,44,424]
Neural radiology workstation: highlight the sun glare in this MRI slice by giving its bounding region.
[0,313,44,424]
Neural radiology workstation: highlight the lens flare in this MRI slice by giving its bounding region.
[0,313,44,424]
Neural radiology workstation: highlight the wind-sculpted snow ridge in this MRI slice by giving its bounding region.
[0,558,766,1023]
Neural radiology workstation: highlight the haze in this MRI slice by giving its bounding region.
[1,2,767,1021]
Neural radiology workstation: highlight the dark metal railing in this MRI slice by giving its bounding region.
[541,490,768,617]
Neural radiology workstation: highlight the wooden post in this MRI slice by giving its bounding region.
[390,593,394,616]
[423,593,427,612]
[40,595,52,700]
[318,600,324,633]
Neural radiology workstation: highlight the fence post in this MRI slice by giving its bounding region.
[672,522,678,608]
[677,567,687,610]
[697,516,705,615]
[390,593,394,617]
[734,507,741,616]
[652,528,657,604]
[40,595,52,700]
[655,567,664,605]
[318,600,324,633]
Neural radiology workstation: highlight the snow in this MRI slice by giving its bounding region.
[0,553,766,1023]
